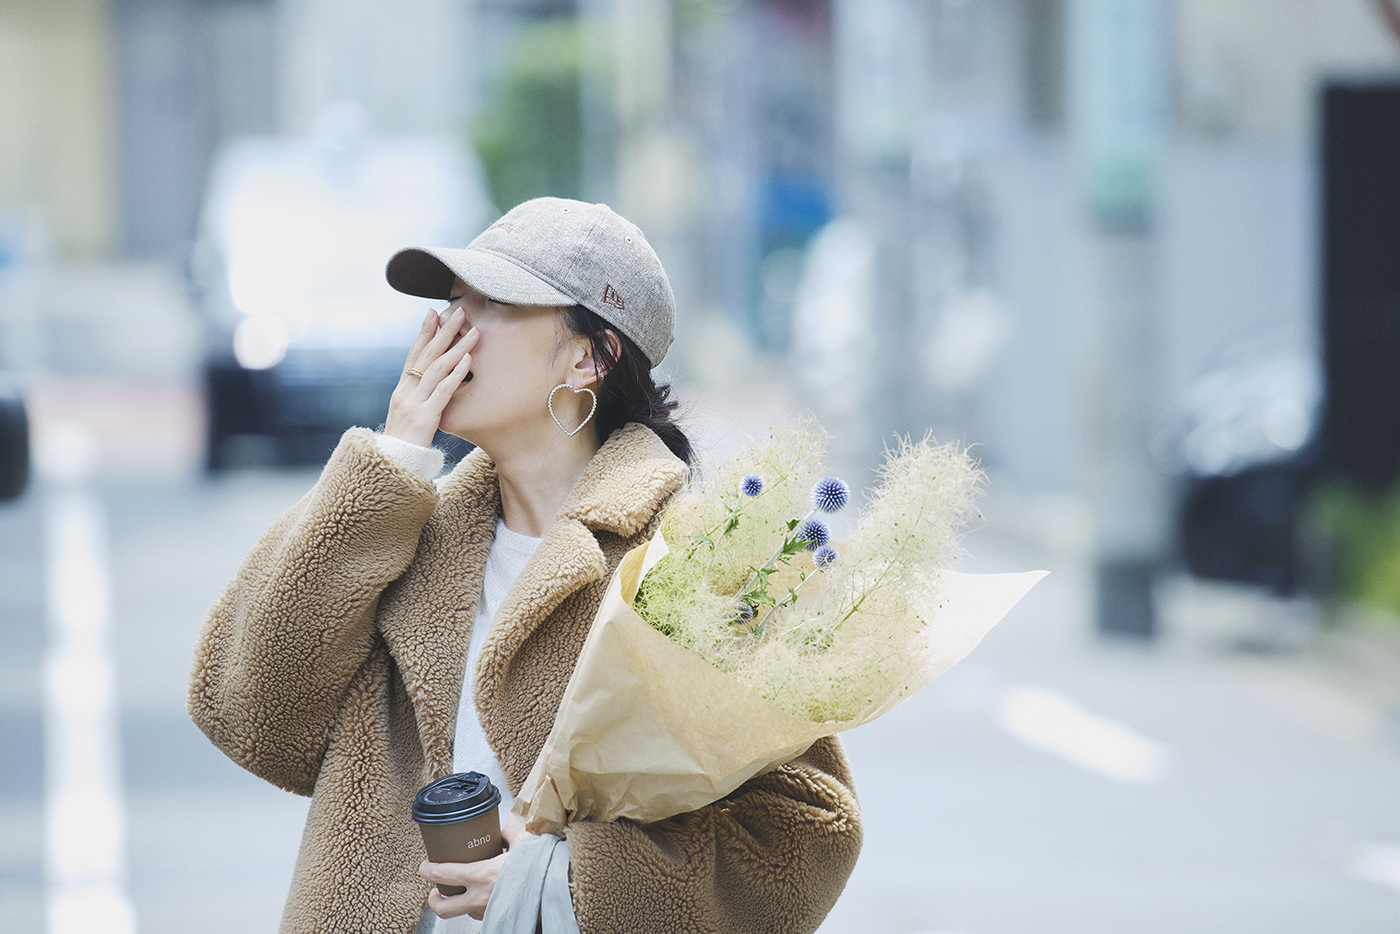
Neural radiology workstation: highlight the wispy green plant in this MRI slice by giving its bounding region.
[634,426,983,722]
[470,16,595,212]
[1311,480,1400,624]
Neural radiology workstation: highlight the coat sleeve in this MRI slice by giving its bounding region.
[564,736,862,934]
[187,428,439,796]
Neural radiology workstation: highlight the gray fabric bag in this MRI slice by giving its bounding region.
[480,834,580,934]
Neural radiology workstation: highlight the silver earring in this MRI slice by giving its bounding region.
[548,383,598,437]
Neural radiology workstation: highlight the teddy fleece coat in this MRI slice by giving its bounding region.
[188,423,862,934]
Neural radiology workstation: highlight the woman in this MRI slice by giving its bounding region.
[189,197,862,934]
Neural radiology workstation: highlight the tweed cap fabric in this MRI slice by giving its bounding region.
[386,197,675,367]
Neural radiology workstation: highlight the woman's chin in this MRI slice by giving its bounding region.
[438,409,504,447]
[436,415,476,443]
[435,423,471,443]
[436,403,475,441]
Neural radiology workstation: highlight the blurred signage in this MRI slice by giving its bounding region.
[1067,0,1168,230]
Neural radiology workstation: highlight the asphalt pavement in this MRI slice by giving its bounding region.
[821,516,1400,933]
[3,429,1399,933]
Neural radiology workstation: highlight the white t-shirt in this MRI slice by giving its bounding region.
[423,519,542,934]
[374,436,543,934]
[456,520,540,808]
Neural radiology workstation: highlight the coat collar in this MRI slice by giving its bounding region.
[472,424,686,767]
[384,423,687,777]
[437,420,687,535]
[553,422,690,537]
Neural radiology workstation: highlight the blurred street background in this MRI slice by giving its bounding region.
[3,0,1400,931]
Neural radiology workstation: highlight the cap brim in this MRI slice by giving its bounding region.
[386,247,575,307]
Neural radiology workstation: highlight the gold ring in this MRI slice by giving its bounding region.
[407,368,426,377]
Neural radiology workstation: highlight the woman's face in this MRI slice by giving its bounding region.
[433,278,581,446]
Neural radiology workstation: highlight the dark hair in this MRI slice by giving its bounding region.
[559,305,693,465]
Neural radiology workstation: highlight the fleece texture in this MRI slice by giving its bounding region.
[188,423,862,934]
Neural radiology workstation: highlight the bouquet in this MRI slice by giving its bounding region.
[513,426,1046,835]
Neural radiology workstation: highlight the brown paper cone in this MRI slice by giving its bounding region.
[514,533,1046,835]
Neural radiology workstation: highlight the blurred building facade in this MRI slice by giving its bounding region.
[3,0,1400,604]
[4,0,1397,261]
[1,0,118,260]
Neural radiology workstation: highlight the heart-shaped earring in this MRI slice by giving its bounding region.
[548,383,598,437]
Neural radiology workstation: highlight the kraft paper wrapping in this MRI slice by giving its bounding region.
[514,533,1047,835]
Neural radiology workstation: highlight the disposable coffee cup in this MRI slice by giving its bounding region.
[412,771,504,896]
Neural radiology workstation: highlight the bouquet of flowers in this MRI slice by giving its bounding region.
[513,427,1046,835]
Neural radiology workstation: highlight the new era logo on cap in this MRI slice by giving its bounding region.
[601,284,625,310]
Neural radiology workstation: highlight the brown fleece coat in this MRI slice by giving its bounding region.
[189,423,862,934]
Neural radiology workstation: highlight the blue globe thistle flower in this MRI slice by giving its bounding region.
[814,544,838,569]
[796,517,831,551]
[741,473,765,497]
[734,601,755,623]
[811,476,850,513]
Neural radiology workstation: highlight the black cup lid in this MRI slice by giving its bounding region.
[412,771,502,824]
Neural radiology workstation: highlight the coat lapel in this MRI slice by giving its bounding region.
[381,424,687,780]
[377,447,500,776]
[473,424,687,763]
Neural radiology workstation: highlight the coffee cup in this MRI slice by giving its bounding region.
[412,771,504,896]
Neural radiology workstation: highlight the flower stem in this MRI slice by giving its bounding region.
[753,566,822,630]
[739,506,817,597]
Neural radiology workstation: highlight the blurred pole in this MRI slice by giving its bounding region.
[610,0,683,230]
[115,0,211,260]
[579,0,617,205]
[604,0,697,344]
[1067,0,1170,639]
[832,0,919,459]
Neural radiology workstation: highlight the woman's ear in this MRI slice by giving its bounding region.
[569,330,622,389]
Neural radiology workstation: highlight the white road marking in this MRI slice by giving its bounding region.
[997,686,1171,783]
[1353,843,1400,894]
[41,422,137,934]
[938,665,1173,783]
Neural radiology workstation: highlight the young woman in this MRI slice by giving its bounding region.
[189,197,862,934]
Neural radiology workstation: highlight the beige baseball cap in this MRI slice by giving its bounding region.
[386,197,675,367]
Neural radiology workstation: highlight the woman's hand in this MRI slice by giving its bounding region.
[385,307,479,449]
[419,823,527,921]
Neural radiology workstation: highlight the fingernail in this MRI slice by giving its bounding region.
[424,309,436,324]
[467,326,479,338]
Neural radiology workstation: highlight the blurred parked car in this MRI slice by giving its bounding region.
[0,377,28,500]
[1169,348,1321,595]
[194,102,493,469]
